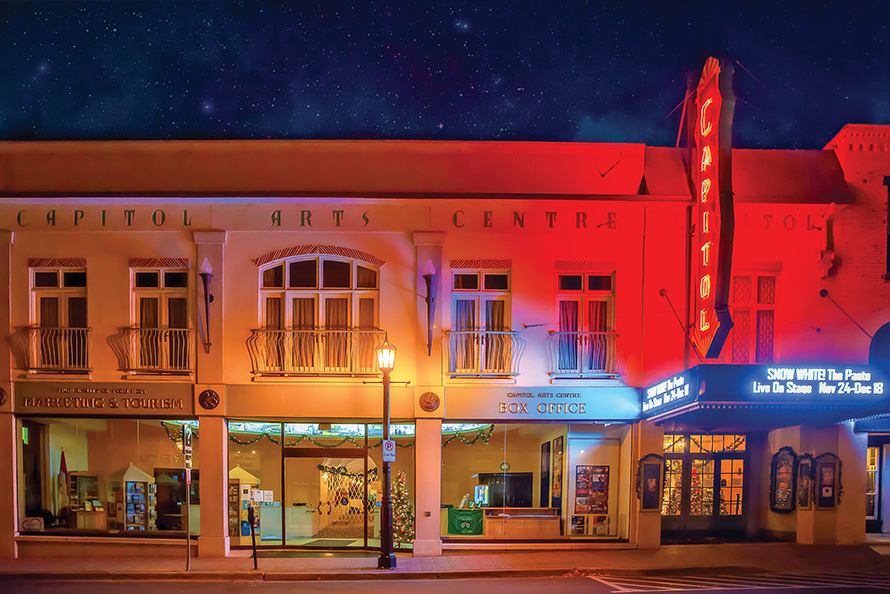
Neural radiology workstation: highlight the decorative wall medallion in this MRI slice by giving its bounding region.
[499,462,510,472]
[198,389,220,410]
[0,387,6,406]
[419,391,440,412]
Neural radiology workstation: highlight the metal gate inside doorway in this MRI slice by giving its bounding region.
[282,447,379,548]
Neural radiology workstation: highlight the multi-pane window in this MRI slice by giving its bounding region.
[720,459,744,516]
[30,268,89,372]
[553,273,616,376]
[662,460,684,516]
[449,270,512,374]
[131,268,190,372]
[730,274,776,364]
[256,257,379,374]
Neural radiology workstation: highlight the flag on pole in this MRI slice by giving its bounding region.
[59,450,68,496]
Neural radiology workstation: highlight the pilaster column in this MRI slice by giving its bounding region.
[631,420,663,549]
[0,231,16,558]
[198,416,229,557]
[193,231,228,557]
[413,418,442,556]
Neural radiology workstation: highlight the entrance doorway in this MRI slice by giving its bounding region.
[662,434,747,538]
[282,448,378,547]
[226,421,415,551]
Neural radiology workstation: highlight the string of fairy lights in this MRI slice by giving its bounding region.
[160,421,494,450]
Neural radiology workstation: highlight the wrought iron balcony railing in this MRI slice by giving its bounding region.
[25,327,91,374]
[123,327,194,374]
[247,328,386,376]
[444,330,524,377]
[547,331,621,378]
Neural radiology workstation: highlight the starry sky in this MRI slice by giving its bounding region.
[1,1,888,149]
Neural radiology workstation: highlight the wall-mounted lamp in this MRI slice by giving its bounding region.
[199,258,214,350]
[422,259,436,356]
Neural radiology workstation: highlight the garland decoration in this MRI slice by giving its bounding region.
[317,464,379,480]
[163,421,494,450]
[161,421,199,444]
[441,424,494,446]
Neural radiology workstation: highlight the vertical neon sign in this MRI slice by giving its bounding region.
[691,57,735,359]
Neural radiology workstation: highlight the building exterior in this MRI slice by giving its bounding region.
[0,123,887,559]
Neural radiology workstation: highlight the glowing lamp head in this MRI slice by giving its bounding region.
[376,338,397,372]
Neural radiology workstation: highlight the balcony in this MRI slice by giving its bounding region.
[122,327,194,375]
[24,327,91,374]
[247,329,386,376]
[444,330,524,377]
[547,331,621,378]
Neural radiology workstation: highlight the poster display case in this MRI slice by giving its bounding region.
[120,464,157,531]
[571,465,610,535]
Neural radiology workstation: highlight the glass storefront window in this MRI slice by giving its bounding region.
[17,418,199,536]
[440,423,630,540]
[227,421,415,549]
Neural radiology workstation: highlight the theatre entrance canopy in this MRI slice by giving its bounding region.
[642,364,890,432]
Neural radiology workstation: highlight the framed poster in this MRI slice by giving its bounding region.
[641,461,662,511]
[798,459,812,509]
[540,441,551,508]
[769,447,797,513]
[551,436,564,509]
[574,465,592,514]
[588,465,610,514]
[816,459,838,509]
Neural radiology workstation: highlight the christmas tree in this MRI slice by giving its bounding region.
[391,471,415,548]
[690,461,714,515]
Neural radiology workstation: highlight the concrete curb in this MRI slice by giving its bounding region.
[0,565,831,582]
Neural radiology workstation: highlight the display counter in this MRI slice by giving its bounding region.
[443,507,561,539]
[483,507,560,539]
[69,509,107,530]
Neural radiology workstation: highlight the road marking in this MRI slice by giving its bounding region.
[588,571,890,592]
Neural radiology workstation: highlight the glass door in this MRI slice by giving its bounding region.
[282,448,374,548]
[662,434,747,538]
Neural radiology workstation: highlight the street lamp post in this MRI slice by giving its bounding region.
[376,338,397,570]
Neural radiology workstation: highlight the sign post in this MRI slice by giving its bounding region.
[183,425,192,571]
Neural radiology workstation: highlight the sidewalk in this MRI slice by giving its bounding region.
[1,541,888,581]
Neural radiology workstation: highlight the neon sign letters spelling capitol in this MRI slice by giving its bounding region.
[691,57,735,359]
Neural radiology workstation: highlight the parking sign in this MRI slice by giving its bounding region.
[382,439,396,462]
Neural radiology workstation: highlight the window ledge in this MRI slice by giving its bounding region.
[251,374,379,384]
[21,371,93,380]
[123,373,195,382]
[446,376,518,385]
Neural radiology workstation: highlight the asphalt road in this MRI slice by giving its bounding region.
[2,574,889,594]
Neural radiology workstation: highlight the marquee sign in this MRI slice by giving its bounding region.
[642,368,699,417]
[691,58,736,359]
[643,364,889,420]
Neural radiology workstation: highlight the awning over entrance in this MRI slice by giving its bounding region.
[642,364,890,432]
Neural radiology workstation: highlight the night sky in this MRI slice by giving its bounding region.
[1,1,888,149]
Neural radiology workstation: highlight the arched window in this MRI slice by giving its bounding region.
[251,254,382,376]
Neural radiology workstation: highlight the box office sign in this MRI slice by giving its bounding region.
[14,382,195,416]
[446,385,641,421]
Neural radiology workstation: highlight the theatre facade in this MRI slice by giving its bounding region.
[1,120,888,559]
